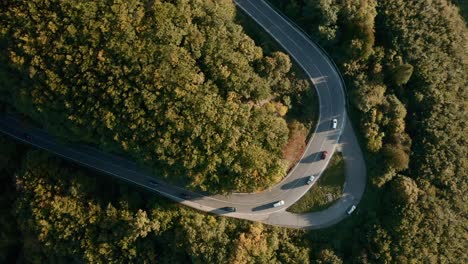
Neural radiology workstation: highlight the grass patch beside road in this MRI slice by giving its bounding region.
[287,152,345,214]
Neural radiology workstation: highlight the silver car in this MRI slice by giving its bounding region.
[306,175,316,185]
[346,205,356,215]
[273,200,285,207]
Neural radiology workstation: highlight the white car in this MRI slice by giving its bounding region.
[306,175,316,185]
[346,205,356,215]
[332,118,338,129]
[273,200,285,207]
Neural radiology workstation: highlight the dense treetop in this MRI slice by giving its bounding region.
[0,0,312,193]
[377,1,467,261]
[0,145,310,263]
[0,0,466,263]
[268,0,467,262]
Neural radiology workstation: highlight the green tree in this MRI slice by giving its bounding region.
[230,223,279,264]
[381,144,409,171]
[0,0,308,193]
[392,63,413,86]
[314,248,343,264]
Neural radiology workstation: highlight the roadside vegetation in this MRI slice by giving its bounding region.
[287,153,345,214]
[234,11,320,172]
[0,0,316,194]
[0,0,466,263]
[0,139,311,263]
[268,0,467,262]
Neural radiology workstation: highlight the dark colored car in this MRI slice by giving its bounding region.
[321,151,328,160]
[149,180,159,186]
[181,193,191,199]
[222,207,237,212]
[23,133,31,140]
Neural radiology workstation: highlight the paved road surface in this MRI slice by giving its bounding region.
[0,0,366,229]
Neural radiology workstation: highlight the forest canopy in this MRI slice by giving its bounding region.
[0,141,311,263]
[267,0,467,262]
[0,0,313,193]
[0,0,467,263]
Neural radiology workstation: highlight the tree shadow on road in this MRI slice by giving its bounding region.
[300,152,320,163]
[280,177,307,190]
[327,133,340,141]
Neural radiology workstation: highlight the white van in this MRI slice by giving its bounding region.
[273,200,285,207]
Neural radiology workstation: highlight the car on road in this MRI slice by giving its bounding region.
[23,133,31,140]
[181,193,191,199]
[306,175,316,185]
[332,118,338,129]
[149,180,158,186]
[346,205,356,215]
[321,151,328,160]
[273,200,285,207]
[222,207,237,212]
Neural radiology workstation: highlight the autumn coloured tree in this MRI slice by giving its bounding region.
[0,0,314,193]
[267,0,467,262]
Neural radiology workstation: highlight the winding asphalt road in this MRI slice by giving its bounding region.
[0,0,366,229]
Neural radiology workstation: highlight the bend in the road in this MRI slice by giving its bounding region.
[0,0,366,229]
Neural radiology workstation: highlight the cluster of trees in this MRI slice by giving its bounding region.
[0,140,314,263]
[268,0,411,186]
[0,0,465,263]
[267,0,466,262]
[0,0,314,194]
[377,0,467,262]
